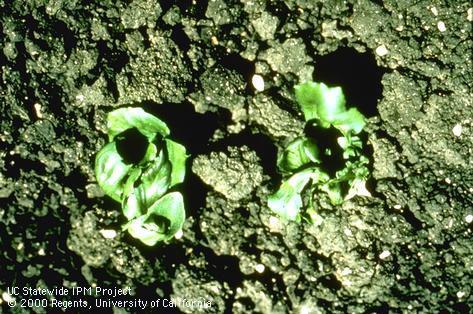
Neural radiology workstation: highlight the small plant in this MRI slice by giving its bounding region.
[95,107,187,245]
[268,81,370,222]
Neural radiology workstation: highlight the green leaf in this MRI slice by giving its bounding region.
[287,169,316,193]
[335,157,369,183]
[338,135,363,159]
[268,183,303,221]
[350,136,363,149]
[295,82,346,125]
[342,147,356,159]
[333,108,366,135]
[123,191,142,220]
[147,192,185,237]
[315,84,346,123]
[165,139,188,187]
[138,142,158,166]
[95,142,132,202]
[140,150,171,204]
[352,156,370,179]
[127,192,186,245]
[122,150,171,220]
[345,178,372,200]
[320,181,343,205]
[107,107,170,142]
[337,136,349,150]
[295,81,322,122]
[122,167,142,197]
[303,138,320,163]
[278,137,320,172]
[268,169,315,220]
[126,214,165,246]
[137,151,171,203]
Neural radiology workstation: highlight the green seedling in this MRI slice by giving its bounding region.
[95,107,187,246]
[268,81,370,222]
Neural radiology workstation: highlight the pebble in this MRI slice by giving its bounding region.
[99,229,117,239]
[255,264,265,273]
[437,21,446,32]
[376,45,388,56]
[251,74,265,92]
[379,250,391,260]
[452,123,462,137]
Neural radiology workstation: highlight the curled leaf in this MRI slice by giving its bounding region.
[320,181,343,205]
[122,150,172,220]
[277,137,320,173]
[127,192,186,245]
[95,142,131,202]
[138,142,158,166]
[333,107,366,135]
[295,81,322,122]
[138,149,171,207]
[344,178,372,201]
[295,82,346,125]
[107,107,170,142]
[165,139,188,187]
[268,169,315,220]
[123,191,141,220]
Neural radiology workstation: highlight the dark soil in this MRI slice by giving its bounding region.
[1,1,472,313]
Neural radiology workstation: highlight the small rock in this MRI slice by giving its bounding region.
[251,74,265,92]
[376,45,389,56]
[437,21,446,32]
[452,124,462,137]
[379,250,391,260]
[99,229,117,239]
[254,264,265,273]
